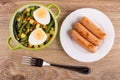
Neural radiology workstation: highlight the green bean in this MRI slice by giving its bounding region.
[17,13,24,29]
[29,10,34,18]
[20,41,28,47]
[20,37,28,42]
[46,20,54,33]
[30,7,37,19]
[26,23,30,28]
[13,29,19,40]
[19,22,27,34]
[14,12,21,27]
[30,10,34,15]
[13,12,22,40]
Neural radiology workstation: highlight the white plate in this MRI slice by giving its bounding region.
[60,8,114,62]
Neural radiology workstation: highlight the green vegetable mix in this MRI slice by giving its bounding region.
[13,6,55,48]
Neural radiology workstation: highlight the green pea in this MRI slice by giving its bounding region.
[29,6,36,10]
[26,12,30,17]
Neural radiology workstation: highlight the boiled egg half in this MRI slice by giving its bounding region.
[33,7,50,25]
[28,28,47,45]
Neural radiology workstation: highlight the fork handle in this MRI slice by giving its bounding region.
[50,64,91,74]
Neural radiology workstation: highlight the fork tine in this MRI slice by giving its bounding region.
[22,56,31,62]
[21,56,50,67]
[21,56,32,65]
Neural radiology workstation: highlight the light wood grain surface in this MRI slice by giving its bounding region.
[0,0,120,80]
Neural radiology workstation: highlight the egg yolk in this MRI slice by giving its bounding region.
[34,29,44,40]
[36,8,47,18]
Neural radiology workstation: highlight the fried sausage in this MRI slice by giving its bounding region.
[74,22,101,46]
[70,29,97,53]
[80,16,106,39]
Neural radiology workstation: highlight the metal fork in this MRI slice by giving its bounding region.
[21,56,91,74]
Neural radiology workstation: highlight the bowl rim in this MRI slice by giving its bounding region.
[9,3,59,50]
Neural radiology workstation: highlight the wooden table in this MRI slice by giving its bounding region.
[0,0,120,80]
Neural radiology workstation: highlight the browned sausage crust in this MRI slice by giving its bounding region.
[74,22,102,46]
[70,29,97,53]
[80,17,106,39]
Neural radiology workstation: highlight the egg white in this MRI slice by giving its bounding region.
[28,28,47,45]
[33,7,50,25]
